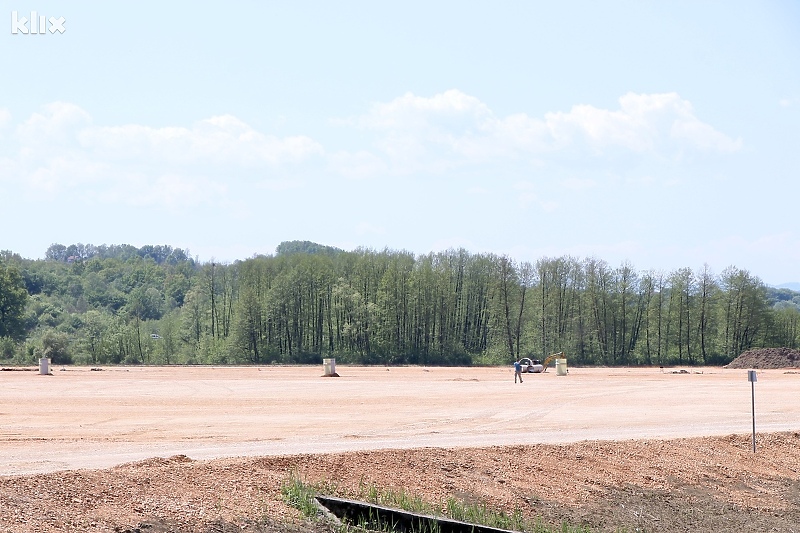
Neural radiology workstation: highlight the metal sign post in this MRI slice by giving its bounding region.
[748,370,757,453]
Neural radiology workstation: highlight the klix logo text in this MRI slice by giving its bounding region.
[11,11,66,34]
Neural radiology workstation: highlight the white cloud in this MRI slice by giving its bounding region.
[16,102,92,147]
[26,155,108,195]
[5,93,742,220]
[355,89,492,131]
[541,92,742,155]
[350,90,509,168]
[343,90,742,174]
[543,101,652,153]
[7,103,324,210]
[80,114,323,165]
[670,116,742,152]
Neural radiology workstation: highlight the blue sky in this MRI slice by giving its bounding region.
[1,1,798,284]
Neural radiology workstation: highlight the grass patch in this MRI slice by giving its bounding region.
[280,473,320,518]
[281,472,599,532]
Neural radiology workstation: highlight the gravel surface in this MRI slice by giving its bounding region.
[1,364,798,532]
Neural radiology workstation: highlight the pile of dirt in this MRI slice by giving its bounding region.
[2,432,800,533]
[725,347,800,369]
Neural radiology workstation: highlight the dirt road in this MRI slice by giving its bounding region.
[1,365,797,475]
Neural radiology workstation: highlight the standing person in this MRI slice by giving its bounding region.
[514,360,523,383]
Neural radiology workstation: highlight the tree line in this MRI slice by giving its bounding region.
[0,242,798,366]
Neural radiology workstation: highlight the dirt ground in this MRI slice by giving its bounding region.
[1,364,799,532]
[725,347,800,369]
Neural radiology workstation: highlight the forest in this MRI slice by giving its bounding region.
[0,241,798,367]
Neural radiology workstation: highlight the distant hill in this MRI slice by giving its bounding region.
[776,282,800,291]
[275,240,344,257]
[766,285,800,311]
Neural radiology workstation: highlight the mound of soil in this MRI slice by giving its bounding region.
[2,433,800,533]
[725,347,800,369]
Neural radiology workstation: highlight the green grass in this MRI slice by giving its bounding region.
[280,471,339,519]
[281,472,603,533]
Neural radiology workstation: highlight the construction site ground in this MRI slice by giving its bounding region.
[1,364,799,532]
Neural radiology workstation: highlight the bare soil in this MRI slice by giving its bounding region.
[725,347,800,369]
[1,363,799,533]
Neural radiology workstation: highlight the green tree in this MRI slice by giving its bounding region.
[768,306,800,349]
[80,310,110,364]
[695,264,718,363]
[720,267,767,358]
[156,311,180,364]
[0,264,29,340]
[41,330,71,364]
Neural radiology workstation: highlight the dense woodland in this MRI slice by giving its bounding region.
[0,241,798,367]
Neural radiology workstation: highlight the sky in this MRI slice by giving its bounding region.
[1,1,798,284]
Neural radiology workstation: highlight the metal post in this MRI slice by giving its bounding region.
[751,379,756,453]
[748,370,757,453]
